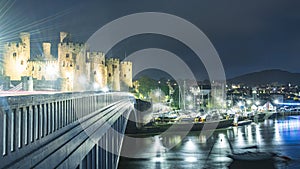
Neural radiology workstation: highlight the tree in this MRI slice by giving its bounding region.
[135,76,159,99]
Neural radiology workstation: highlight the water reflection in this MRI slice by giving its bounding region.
[119,116,300,169]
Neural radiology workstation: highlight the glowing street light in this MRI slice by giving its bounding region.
[237,101,243,107]
[186,95,192,102]
[93,83,100,90]
[102,86,109,93]
[246,100,252,105]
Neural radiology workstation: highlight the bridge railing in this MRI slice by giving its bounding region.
[0,91,133,168]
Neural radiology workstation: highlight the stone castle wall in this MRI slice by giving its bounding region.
[2,32,132,92]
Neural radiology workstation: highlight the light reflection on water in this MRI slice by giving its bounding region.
[118,116,300,169]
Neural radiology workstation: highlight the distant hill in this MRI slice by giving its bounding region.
[228,69,300,85]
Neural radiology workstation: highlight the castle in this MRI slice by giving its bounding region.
[1,32,132,92]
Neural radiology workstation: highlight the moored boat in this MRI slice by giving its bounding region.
[126,118,234,134]
[228,152,274,161]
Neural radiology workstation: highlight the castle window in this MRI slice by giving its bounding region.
[101,61,104,64]
[66,53,70,58]
[63,61,65,67]
[70,62,73,67]
[129,69,130,71]
[73,54,77,59]
[21,60,24,65]
[108,73,111,77]
[13,52,17,57]
[76,65,80,70]
[124,74,126,78]
[94,71,96,75]
[113,65,117,68]
[32,66,34,71]
[39,66,41,71]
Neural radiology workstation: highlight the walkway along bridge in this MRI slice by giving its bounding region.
[0,91,137,169]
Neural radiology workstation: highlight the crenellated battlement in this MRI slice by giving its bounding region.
[106,58,120,63]
[89,51,105,56]
[120,61,132,65]
[28,59,58,65]
[58,42,85,48]
[4,42,24,50]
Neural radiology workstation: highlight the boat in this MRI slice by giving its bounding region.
[228,151,275,161]
[228,151,291,169]
[125,118,234,134]
[155,111,180,122]
[235,119,252,126]
[227,143,292,169]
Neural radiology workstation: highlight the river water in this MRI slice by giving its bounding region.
[118,116,300,169]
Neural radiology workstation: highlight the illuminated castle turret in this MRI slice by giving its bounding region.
[3,32,30,80]
[120,61,133,91]
[87,51,107,90]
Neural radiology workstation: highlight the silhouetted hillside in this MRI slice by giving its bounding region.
[228,69,300,85]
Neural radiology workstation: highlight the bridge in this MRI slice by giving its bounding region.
[0,91,137,169]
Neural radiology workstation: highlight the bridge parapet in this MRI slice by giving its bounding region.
[0,91,134,169]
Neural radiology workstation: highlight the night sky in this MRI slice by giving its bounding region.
[1,0,300,80]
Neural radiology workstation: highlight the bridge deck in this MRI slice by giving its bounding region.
[0,92,134,169]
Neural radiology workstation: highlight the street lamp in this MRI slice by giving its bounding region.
[93,83,100,90]
[237,101,243,107]
[102,86,109,93]
[186,95,192,102]
[246,100,252,105]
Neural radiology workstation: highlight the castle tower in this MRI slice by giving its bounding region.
[106,58,120,91]
[58,32,87,91]
[3,32,30,80]
[88,52,107,90]
[42,42,52,59]
[120,61,133,91]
